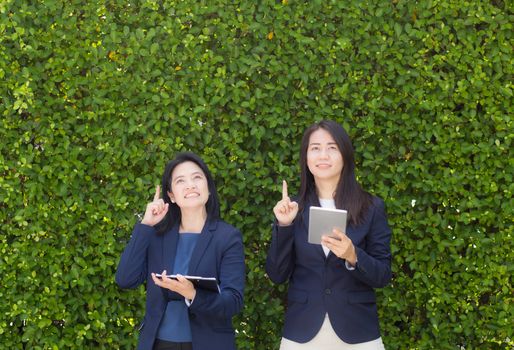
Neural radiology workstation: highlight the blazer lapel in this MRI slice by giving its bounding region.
[301,204,326,259]
[187,220,216,275]
[162,223,180,273]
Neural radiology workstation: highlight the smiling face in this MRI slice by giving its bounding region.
[167,161,209,210]
[306,128,344,184]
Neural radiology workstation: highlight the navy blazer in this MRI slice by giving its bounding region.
[116,219,245,350]
[266,196,391,344]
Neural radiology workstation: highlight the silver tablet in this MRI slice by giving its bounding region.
[308,206,348,245]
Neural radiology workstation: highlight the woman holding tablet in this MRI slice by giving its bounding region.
[266,120,392,349]
[116,152,245,350]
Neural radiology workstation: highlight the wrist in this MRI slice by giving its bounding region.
[347,245,358,266]
[140,219,152,226]
[277,220,293,226]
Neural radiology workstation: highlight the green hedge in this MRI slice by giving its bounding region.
[1,0,512,349]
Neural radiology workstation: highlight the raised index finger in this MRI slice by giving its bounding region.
[153,185,161,201]
[282,180,288,200]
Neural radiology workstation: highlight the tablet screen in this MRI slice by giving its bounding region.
[308,206,347,245]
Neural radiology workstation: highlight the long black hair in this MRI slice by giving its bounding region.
[154,152,220,235]
[298,120,372,226]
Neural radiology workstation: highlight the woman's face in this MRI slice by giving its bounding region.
[306,128,344,183]
[167,161,209,210]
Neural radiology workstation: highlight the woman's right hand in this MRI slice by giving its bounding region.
[141,185,169,226]
[273,180,298,226]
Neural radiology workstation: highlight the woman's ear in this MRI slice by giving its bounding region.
[167,191,175,204]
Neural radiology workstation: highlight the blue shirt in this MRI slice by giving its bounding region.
[156,233,200,342]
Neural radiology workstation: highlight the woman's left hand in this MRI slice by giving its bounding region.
[151,270,197,300]
[321,229,357,266]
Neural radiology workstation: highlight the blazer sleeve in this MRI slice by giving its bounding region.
[345,198,392,288]
[189,227,245,319]
[115,223,153,289]
[265,223,296,284]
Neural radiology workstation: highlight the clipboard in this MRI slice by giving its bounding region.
[155,274,220,293]
[308,206,347,245]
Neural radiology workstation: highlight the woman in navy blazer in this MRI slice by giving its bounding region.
[266,120,391,349]
[116,152,245,350]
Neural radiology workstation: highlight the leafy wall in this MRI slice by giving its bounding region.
[1,0,512,349]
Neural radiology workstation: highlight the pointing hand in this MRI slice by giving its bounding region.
[273,180,298,226]
[141,185,169,226]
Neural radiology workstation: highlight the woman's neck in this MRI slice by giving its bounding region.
[179,207,207,233]
[315,177,339,200]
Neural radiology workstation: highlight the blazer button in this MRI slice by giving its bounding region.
[324,288,331,295]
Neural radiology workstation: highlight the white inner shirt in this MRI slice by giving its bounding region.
[318,198,336,256]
